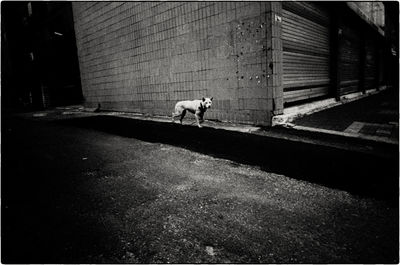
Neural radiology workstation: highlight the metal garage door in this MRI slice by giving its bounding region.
[282,2,331,104]
[339,24,362,95]
[364,37,378,90]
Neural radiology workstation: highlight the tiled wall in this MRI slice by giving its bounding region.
[72,2,275,125]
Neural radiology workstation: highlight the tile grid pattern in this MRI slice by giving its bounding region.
[72,2,276,125]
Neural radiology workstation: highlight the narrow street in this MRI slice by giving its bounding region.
[2,115,398,263]
[2,1,398,264]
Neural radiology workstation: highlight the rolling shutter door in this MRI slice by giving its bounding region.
[364,38,377,90]
[339,24,362,95]
[282,2,331,104]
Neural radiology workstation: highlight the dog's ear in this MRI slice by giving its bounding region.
[202,97,205,102]
[210,97,213,101]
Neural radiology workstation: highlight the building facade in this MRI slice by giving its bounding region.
[2,2,83,110]
[72,2,390,126]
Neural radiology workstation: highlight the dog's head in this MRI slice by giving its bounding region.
[202,97,213,109]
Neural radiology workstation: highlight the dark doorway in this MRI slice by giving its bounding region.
[1,2,83,111]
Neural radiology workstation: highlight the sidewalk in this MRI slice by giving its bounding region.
[289,88,399,145]
[11,89,398,159]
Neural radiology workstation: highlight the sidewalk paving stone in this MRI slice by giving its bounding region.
[292,89,399,142]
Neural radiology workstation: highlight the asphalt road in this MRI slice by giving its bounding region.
[2,115,398,263]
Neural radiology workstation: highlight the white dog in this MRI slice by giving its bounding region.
[172,97,213,128]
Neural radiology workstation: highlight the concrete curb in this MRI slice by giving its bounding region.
[72,110,398,160]
[101,111,263,133]
[18,84,396,149]
[88,110,398,151]
[283,123,398,146]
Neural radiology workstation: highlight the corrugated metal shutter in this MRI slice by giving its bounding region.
[377,46,384,86]
[339,24,362,95]
[364,38,377,90]
[282,2,331,104]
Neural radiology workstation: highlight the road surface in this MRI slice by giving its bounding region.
[2,115,398,263]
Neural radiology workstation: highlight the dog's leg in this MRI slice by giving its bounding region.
[199,113,204,124]
[180,110,186,124]
[195,113,202,128]
[172,110,182,123]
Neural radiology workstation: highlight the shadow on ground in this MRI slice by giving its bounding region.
[57,115,398,203]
